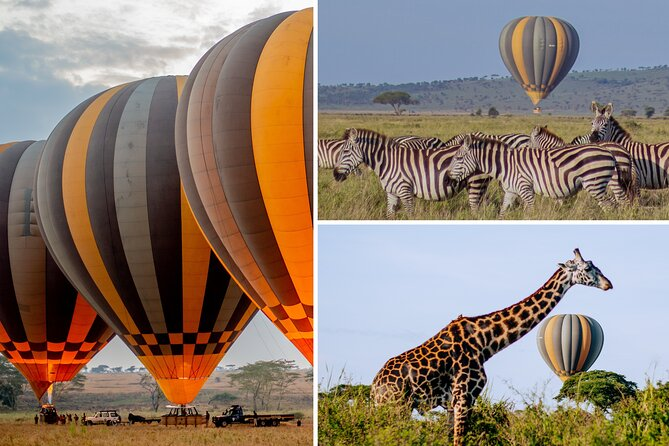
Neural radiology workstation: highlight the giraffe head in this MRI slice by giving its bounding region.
[445,134,478,182]
[590,101,613,141]
[334,128,363,182]
[558,248,612,290]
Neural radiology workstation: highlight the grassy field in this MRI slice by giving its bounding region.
[318,382,669,445]
[0,412,312,446]
[318,113,669,220]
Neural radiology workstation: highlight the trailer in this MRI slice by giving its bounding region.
[212,405,297,428]
[128,413,161,424]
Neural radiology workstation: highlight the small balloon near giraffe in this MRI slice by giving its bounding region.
[370,248,612,446]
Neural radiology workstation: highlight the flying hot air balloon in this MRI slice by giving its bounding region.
[536,314,603,381]
[175,8,314,364]
[0,140,114,401]
[499,16,579,107]
[34,76,258,405]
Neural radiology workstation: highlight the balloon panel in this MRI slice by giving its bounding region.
[0,141,114,400]
[34,77,258,404]
[175,9,314,364]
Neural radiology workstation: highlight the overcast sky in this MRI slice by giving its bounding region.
[0,0,312,369]
[319,224,669,406]
[0,0,311,140]
[319,0,669,85]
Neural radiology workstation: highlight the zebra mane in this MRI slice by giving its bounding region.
[606,115,631,140]
[342,128,391,143]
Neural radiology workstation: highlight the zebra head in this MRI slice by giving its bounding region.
[334,128,364,182]
[446,134,477,182]
[590,101,614,141]
[558,248,613,291]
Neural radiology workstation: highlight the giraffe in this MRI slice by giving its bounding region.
[370,249,612,446]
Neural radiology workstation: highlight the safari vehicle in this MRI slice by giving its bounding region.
[85,409,121,426]
[212,405,296,428]
[39,404,59,424]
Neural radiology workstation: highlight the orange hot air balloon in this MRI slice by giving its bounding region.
[0,140,114,400]
[499,16,579,106]
[175,8,313,364]
[34,77,258,404]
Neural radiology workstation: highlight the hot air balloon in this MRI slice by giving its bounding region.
[0,140,114,401]
[536,314,603,381]
[34,76,258,405]
[175,9,313,363]
[499,16,579,107]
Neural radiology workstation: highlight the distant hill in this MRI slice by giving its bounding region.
[319,66,669,115]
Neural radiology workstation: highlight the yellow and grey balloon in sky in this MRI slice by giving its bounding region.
[499,16,579,106]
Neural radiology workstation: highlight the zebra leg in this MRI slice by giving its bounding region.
[386,194,400,218]
[582,179,616,210]
[499,191,519,217]
[399,189,416,217]
[466,175,491,212]
[518,186,536,214]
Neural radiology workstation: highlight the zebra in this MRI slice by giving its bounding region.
[332,128,495,218]
[591,101,669,190]
[393,135,446,150]
[528,125,566,149]
[445,135,634,216]
[443,132,530,148]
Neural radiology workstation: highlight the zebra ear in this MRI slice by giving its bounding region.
[591,101,598,114]
[604,103,613,118]
[463,134,472,146]
[531,126,540,136]
[348,128,358,141]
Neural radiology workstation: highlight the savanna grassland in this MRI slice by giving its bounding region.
[318,383,669,446]
[318,113,669,220]
[0,412,312,446]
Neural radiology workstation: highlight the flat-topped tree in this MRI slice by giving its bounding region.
[373,91,418,115]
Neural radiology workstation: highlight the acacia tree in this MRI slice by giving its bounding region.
[0,356,26,410]
[372,91,418,115]
[556,370,637,412]
[139,374,165,412]
[230,360,300,411]
[52,372,86,400]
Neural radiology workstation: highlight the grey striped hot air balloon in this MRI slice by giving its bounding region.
[536,314,603,381]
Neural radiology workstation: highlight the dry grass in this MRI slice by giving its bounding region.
[318,113,669,220]
[0,413,312,446]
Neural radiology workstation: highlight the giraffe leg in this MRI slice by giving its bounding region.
[451,368,487,446]
[386,193,400,219]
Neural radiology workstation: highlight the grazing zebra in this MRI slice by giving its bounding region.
[445,135,633,215]
[393,135,446,150]
[443,132,530,148]
[591,101,669,189]
[332,128,495,217]
[318,138,346,168]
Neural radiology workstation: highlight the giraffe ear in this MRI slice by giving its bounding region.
[558,262,566,269]
[573,248,584,262]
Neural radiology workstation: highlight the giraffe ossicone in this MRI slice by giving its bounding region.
[370,248,612,446]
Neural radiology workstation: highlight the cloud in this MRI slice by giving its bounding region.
[0,0,51,9]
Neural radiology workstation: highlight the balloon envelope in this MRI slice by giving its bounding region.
[0,140,114,400]
[34,76,258,404]
[536,314,603,381]
[499,16,579,105]
[175,9,313,363]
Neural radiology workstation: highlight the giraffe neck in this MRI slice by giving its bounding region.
[476,268,572,360]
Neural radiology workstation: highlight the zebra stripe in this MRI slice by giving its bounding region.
[529,126,566,149]
[446,136,632,215]
[592,102,669,189]
[333,128,489,217]
[392,136,446,150]
[318,139,346,169]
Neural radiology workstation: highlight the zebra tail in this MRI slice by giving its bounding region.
[616,159,636,203]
